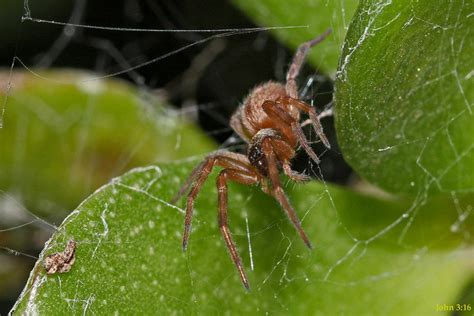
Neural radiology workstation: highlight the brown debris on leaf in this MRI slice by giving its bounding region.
[43,240,77,274]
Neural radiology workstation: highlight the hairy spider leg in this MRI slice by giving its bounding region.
[282,163,311,183]
[171,160,207,204]
[262,100,321,164]
[281,96,331,149]
[266,136,310,183]
[172,151,254,204]
[285,28,332,99]
[217,168,259,290]
[175,152,256,251]
[261,138,313,249]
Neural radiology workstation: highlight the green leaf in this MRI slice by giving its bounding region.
[0,71,214,218]
[335,1,474,194]
[11,161,472,315]
[232,0,359,75]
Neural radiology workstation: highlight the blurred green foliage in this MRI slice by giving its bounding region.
[233,0,359,75]
[0,71,214,219]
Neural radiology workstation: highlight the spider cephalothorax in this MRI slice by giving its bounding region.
[172,29,332,289]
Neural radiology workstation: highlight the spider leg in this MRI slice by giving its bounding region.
[285,28,332,98]
[293,124,321,163]
[177,152,253,251]
[262,138,313,249]
[281,97,331,149]
[301,107,333,127]
[282,162,311,183]
[172,151,253,204]
[262,100,321,163]
[170,159,207,204]
[261,135,310,182]
[217,168,259,290]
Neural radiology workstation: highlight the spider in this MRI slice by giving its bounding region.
[172,29,332,290]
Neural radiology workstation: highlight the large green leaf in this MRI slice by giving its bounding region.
[335,0,473,194]
[233,0,359,75]
[11,161,473,315]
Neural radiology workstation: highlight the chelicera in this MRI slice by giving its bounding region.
[172,29,332,289]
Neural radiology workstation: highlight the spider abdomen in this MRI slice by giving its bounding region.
[230,81,299,142]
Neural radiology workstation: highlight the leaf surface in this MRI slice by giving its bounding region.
[12,162,473,315]
[335,0,474,194]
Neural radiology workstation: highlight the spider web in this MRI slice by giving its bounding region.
[0,0,472,314]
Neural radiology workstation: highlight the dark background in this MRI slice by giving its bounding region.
[0,0,352,312]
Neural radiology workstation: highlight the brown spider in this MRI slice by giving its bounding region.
[172,29,332,289]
